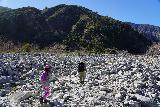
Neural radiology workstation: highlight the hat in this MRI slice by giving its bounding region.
[44,64,50,69]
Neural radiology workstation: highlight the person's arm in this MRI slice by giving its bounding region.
[84,64,87,71]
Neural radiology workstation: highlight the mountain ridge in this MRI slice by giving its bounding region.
[0,6,11,13]
[0,4,152,54]
[127,22,160,42]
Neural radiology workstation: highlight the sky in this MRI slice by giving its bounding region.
[0,0,160,26]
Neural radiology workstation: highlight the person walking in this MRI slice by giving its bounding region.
[78,62,86,84]
[39,64,52,104]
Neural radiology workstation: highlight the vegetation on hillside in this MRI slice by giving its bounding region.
[0,4,152,54]
[0,6,11,13]
[128,22,160,42]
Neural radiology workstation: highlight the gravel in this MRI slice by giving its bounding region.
[0,53,160,107]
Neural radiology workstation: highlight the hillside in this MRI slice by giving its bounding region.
[0,6,11,13]
[128,22,160,42]
[0,4,152,54]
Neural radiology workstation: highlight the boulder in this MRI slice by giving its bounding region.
[8,91,37,107]
[0,90,6,97]
[129,100,141,107]
[100,86,112,93]
[115,93,123,101]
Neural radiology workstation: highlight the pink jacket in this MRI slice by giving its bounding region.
[40,70,49,82]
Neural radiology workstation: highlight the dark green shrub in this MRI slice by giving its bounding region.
[21,43,32,52]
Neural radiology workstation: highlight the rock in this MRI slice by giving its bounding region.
[63,72,70,76]
[0,76,8,84]
[87,97,94,103]
[49,100,64,107]
[93,80,99,86]
[94,100,101,106]
[97,96,107,101]
[0,90,6,97]
[129,100,141,107]
[118,70,123,75]
[0,53,160,106]
[71,70,77,75]
[115,93,123,101]
[8,91,37,106]
[52,86,60,91]
[134,81,143,88]
[131,68,138,75]
[0,97,10,107]
[63,95,73,102]
[3,83,11,90]
[100,86,112,93]
[135,94,151,102]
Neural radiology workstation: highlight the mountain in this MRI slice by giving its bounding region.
[128,22,160,42]
[0,6,11,13]
[0,4,152,54]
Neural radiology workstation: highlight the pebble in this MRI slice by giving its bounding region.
[0,53,159,107]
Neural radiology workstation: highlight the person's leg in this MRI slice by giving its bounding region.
[39,96,44,104]
[39,85,45,104]
[80,72,85,84]
[43,86,50,100]
[83,71,86,82]
[79,72,83,83]
[82,71,85,84]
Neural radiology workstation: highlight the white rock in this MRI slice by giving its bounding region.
[129,100,141,107]
[8,91,36,107]
[115,93,123,101]
[131,94,151,102]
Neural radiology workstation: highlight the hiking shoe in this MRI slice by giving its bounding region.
[39,97,44,104]
[43,99,48,104]
[80,81,84,84]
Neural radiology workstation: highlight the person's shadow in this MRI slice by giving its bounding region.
[49,100,68,107]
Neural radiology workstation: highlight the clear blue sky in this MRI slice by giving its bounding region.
[0,0,160,26]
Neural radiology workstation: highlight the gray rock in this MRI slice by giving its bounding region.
[115,93,124,101]
[93,80,99,86]
[0,76,8,84]
[97,96,107,101]
[0,90,6,97]
[1,53,160,106]
[129,100,141,107]
[100,86,112,93]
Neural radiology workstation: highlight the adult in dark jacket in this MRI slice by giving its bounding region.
[78,62,86,84]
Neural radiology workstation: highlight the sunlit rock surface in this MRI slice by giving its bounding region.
[0,53,160,107]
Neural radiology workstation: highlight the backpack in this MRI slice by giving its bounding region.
[78,62,85,72]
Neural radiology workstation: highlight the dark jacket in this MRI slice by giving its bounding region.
[78,62,86,72]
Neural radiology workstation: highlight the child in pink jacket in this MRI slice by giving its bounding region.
[40,64,52,103]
